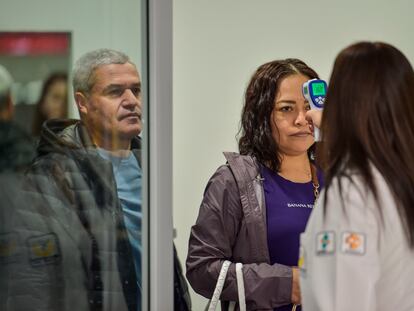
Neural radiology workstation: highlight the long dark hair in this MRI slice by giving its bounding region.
[32,72,68,136]
[319,41,414,246]
[238,59,319,171]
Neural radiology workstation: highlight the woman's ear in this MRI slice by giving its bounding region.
[74,92,88,116]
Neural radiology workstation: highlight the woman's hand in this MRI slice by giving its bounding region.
[306,110,323,129]
[291,267,301,305]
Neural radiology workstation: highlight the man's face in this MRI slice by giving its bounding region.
[78,63,142,147]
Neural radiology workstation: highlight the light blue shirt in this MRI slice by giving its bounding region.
[97,148,142,291]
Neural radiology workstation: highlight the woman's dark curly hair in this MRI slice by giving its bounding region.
[238,58,318,171]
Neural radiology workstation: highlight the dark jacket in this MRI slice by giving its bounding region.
[24,119,139,311]
[0,121,35,172]
[186,152,293,310]
[174,243,192,311]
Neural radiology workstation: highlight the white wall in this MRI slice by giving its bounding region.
[173,1,414,309]
[0,0,142,118]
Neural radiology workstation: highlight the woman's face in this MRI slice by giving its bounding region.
[271,74,314,156]
[42,80,67,119]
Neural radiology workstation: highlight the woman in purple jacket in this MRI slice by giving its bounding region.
[186,59,323,311]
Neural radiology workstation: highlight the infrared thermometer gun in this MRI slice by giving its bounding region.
[302,79,327,141]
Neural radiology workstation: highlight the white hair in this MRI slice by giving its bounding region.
[72,48,136,95]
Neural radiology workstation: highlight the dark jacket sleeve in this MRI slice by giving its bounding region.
[186,165,292,310]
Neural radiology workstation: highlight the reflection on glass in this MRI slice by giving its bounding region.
[0,50,143,310]
[0,32,70,136]
[32,72,68,137]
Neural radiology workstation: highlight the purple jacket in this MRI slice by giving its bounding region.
[186,152,293,310]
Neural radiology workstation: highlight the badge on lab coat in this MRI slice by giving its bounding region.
[341,232,366,255]
[316,231,335,255]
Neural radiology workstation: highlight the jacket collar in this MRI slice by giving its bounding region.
[38,119,141,157]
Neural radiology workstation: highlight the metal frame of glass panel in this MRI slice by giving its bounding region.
[142,0,173,310]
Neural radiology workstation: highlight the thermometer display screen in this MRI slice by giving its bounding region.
[312,82,326,96]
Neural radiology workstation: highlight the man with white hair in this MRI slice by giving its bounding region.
[25,49,142,311]
[19,48,190,311]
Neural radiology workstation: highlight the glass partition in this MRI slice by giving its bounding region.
[0,0,174,310]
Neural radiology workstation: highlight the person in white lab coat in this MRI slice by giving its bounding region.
[300,41,414,311]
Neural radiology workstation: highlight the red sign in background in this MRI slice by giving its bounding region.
[0,32,70,56]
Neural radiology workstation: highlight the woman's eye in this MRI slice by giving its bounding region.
[280,106,293,112]
[305,105,311,111]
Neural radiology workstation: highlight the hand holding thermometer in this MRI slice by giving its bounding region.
[302,79,328,141]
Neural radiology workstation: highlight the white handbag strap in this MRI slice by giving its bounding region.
[235,263,246,311]
[208,260,231,311]
[208,261,246,311]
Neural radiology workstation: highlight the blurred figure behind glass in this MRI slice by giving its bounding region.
[0,64,35,172]
[32,72,68,137]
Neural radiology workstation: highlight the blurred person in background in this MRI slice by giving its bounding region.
[32,72,68,136]
[0,64,35,172]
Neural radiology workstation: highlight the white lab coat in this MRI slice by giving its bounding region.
[300,165,414,311]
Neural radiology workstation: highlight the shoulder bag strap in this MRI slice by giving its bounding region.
[208,260,231,311]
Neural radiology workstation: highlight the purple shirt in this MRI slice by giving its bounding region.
[260,164,324,311]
